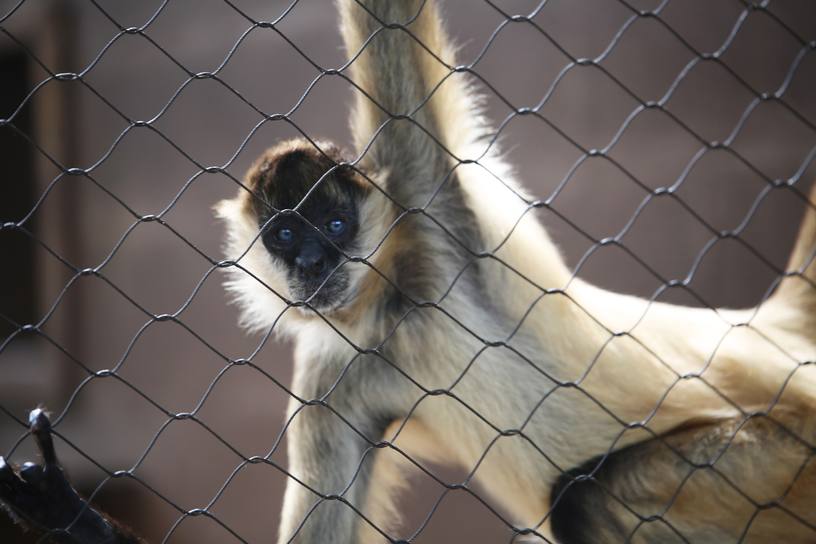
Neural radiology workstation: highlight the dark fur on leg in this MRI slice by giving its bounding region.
[0,409,142,544]
[551,416,816,544]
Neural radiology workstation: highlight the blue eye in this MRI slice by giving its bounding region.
[326,218,346,236]
[276,227,294,243]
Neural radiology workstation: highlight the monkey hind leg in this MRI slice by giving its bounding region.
[551,415,816,544]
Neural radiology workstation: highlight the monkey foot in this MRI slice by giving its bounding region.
[0,409,124,543]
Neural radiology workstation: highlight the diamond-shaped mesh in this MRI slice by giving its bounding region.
[1,0,815,542]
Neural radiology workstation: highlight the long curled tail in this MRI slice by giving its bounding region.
[769,182,816,321]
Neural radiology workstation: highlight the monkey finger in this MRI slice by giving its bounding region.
[0,456,26,501]
[0,457,18,486]
[28,409,58,468]
[19,462,44,486]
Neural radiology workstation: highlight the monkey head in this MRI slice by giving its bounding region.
[216,139,394,334]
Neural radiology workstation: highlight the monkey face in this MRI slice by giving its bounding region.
[259,182,362,311]
[217,139,395,330]
[249,141,372,314]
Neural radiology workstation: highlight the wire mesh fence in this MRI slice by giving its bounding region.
[0,0,815,542]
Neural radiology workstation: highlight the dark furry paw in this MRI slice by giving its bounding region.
[0,409,129,543]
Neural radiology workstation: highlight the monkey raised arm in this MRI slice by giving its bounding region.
[338,0,484,213]
[0,409,142,544]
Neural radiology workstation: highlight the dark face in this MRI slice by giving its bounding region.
[253,145,367,311]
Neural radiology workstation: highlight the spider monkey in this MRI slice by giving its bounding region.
[2,1,815,542]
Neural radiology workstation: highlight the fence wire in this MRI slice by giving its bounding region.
[1,0,815,542]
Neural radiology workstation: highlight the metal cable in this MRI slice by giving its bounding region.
[0,0,814,542]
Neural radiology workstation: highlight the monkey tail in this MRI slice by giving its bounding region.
[717,184,816,418]
[768,182,816,321]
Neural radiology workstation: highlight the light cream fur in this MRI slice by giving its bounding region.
[215,1,816,542]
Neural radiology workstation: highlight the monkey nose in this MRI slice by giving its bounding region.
[295,253,327,277]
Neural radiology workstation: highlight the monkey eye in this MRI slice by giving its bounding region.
[325,218,346,236]
[275,227,295,243]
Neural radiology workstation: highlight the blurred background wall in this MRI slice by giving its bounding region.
[0,0,814,541]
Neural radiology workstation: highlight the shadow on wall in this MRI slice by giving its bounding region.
[0,0,815,542]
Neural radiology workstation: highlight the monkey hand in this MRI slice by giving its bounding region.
[0,409,139,543]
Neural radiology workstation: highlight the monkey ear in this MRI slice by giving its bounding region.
[213,197,244,222]
[213,196,265,253]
